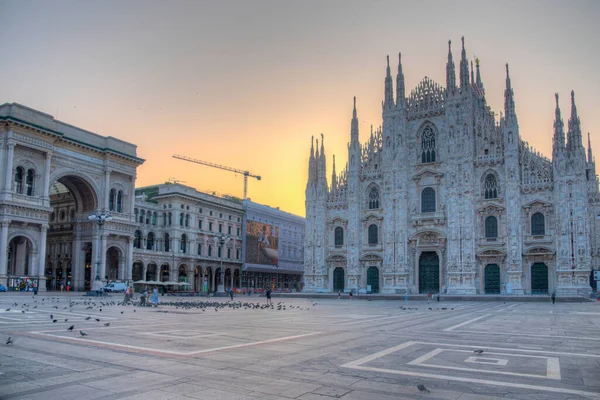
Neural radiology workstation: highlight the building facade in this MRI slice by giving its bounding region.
[304,38,599,295]
[0,103,143,291]
[132,183,244,293]
[242,200,304,292]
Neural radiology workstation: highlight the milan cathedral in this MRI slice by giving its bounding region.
[304,37,598,295]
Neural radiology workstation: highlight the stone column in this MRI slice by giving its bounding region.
[142,264,148,282]
[129,178,136,219]
[118,256,126,281]
[3,142,15,192]
[91,233,99,280]
[104,168,111,210]
[37,224,48,278]
[211,269,216,292]
[99,233,108,282]
[126,237,134,280]
[42,151,52,206]
[71,226,81,291]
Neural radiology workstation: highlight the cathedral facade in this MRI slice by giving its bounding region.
[304,38,599,295]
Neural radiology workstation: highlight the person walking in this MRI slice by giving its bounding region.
[229,287,234,301]
[551,291,556,304]
[337,290,341,299]
[436,293,440,302]
[266,288,272,305]
[151,286,159,306]
[349,291,353,300]
[427,292,431,304]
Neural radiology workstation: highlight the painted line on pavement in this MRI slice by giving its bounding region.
[443,314,491,331]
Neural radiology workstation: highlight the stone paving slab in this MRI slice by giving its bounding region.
[0,294,599,399]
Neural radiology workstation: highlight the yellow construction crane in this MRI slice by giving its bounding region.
[172,154,261,200]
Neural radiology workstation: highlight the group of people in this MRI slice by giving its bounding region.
[139,287,160,306]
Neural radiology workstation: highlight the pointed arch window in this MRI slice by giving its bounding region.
[484,174,498,199]
[25,169,34,196]
[368,224,378,245]
[334,226,344,246]
[109,189,116,211]
[421,187,436,213]
[485,216,498,238]
[164,233,170,252]
[134,230,142,249]
[531,212,545,236]
[421,126,436,163]
[14,167,24,194]
[152,212,157,225]
[368,187,380,209]
[146,232,155,250]
[116,190,123,212]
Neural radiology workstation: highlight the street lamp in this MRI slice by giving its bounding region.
[213,233,231,294]
[88,210,113,289]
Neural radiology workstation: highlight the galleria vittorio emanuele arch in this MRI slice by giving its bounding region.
[0,103,144,291]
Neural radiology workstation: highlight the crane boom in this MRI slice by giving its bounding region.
[173,154,261,199]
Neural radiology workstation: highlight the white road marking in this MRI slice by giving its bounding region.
[443,314,491,331]
[465,356,508,366]
[416,341,600,357]
[452,329,600,341]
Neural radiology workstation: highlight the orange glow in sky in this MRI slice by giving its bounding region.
[2,1,599,217]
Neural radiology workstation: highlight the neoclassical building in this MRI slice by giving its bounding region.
[132,183,244,293]
[0,103,144,291]
[304,38,599,295]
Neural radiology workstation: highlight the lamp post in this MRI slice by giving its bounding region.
[88,210,112,290]
[214,233,230,294]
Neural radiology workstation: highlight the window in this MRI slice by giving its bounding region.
[484,174,498,199]
[199,220,203,230]
[421,187,436,213]
[14,167,24,194]
[228,215,232,220]
[109,189,116,211]
[197,243,202,255]
[25,169,34,196]
[147,232,155,250]
[368,187,380,209]
[199,208,203,213]
[218,246,222,258]
[134,208,139,221]
[168,212,172,225]
[219,224,222,233]
[209,222,213,231]
[164,233,170,252]
[117,191,123,213]
[421,126,436,163]
[146,212,150,225]
[139,210,144,223]
[485,216,498,238]
[228,226,232,235]
[152,212,156,225]
[334,227,344,246]
[219,213,222,218]
[180,234,187,253]
[531,212,545,236]
[237,227,240,236]
[368,224,378,245]
[180,213,184,226]
[236,249,240,260]
[163,212,167,226]
[208,245,212,257]
[134,230,142,249]
[227,248,231,259]
[185,214,189,227]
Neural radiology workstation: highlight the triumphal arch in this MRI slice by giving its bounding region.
[0,103,144,291]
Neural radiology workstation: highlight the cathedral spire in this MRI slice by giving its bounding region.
[350,96,359,144]
[459,36,470,91]
[567,90,583,155]
[384,55,394,109]
[307,135,316,189]
[446,40,456,92]
[552,93,566,160]
[588,132,593,163]
[504,64,517,125]
[396,52,405,108]
[331,154,337,189]
[475,57,484,93]
[470,60,474,87]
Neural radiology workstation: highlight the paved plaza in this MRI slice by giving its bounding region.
[0,293,599,400]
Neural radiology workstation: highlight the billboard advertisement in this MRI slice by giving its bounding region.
[245,220,278,266]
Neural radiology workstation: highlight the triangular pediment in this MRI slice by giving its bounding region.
[477,202,505,213]
[524,246,554,256]
[524,199,552,208]
[359,253,383,262]
[477,249,506,257]
[412,169,443,182]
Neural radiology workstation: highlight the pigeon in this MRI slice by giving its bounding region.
[67,325,74,331]
[104,322,110,327]
[5,308,10,312]
[474,349,484,354]
[52,319,57,323]
[85,316,91,320]
[64,319,68,322]
[6,336,13,345]
[120,311,124,314]
[95,318,100,322]
[79,331,88,337]
[417,384,430,394]
[50,314,54,319]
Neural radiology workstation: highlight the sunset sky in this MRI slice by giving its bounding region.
[1,0,599,217]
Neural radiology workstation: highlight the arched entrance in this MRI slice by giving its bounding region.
[204,267,213,292]
[160,263,170,282]
[366,267,379,293]
[7,235,36,291]
[106,247,120,281]
[333,267,345,291]
[419,252,439,294]
[531,263,549,295]
[484,264,500,294]
[178,265,188,288]
[47,175,98,291]
[146,262,157,281]
[132,261,143,281]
